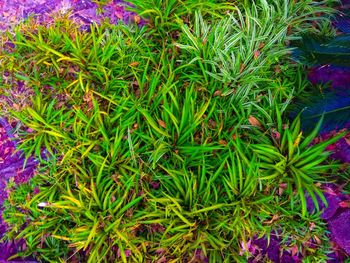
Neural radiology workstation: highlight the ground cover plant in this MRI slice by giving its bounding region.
[0,0,349,262]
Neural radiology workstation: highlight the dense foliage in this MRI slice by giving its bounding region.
[0,0,347,262]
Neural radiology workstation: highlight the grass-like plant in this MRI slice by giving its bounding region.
[251,111,345,215]
[126,0,235,36]
[0,0,345,262]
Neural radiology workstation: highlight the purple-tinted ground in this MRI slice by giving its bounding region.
[307,185,350,258]
[309,66,350,90]
[307,65,350,164]
[306,0,350,164]
[0,119,37,262]
[244,183,350,263]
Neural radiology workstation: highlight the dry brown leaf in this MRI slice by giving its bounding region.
[254,50,260,59]
[115,12,123,20]
[13,103,20,111]
[208,119,217,129]
[248,115,261,128]
[129,61,140,67]
[339,200,350,208]
[218,139,227,146]
[309,222,315,231]
[291,245,298,257]
[157,119,166,128]
[134,15,141,24]
[278,183,287,196]
[156,256,167,263]
[274,65,281,73]
[345,136,350,146]
[264,214,279,225]
[314,235,321,245]
[214,90,222,97]
[240,63,245,74]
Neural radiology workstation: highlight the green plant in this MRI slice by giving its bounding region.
[0,1,343,262]
[127,0,235,36]
[250,112,345,216]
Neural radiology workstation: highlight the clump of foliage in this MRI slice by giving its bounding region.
[0,0,345,262]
